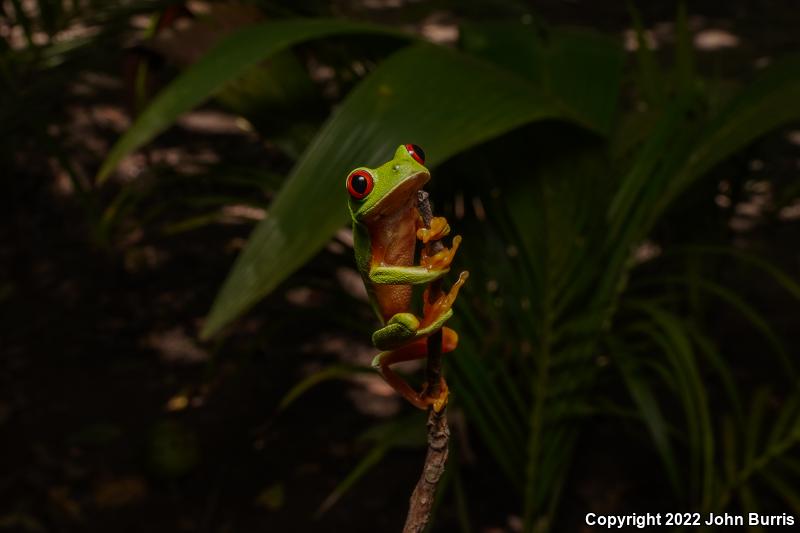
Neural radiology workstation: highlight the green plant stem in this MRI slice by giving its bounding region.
[716,429,800,510]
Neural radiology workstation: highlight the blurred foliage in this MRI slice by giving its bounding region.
[4,1,800,532]
[149,419,200,478]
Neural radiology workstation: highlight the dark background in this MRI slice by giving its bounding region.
[2,1,800,532]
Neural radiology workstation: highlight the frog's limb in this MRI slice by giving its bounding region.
[371,327,459,410]
[371,312,418,350]
[421,271,469,328]
[372,309,453,351]
[416,216,450,243]
[421,235,463,271]
[369,265,448,285]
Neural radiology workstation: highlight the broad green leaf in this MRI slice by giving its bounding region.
[459,20,547,84]
[96,18,413,182]
[202,43,576,338]
[460,22,624,134]
[213,50,320,135]
[545,28,625,134]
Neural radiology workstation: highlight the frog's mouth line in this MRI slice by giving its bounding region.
[362,171,430,221]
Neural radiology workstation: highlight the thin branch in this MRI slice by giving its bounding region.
[403,408,450,533]
[403,191,450,533]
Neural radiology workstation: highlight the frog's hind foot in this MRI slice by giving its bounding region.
[371,327,459,411]
[419,376,449,412]
[421,270,469,328]
[422,235,463,271]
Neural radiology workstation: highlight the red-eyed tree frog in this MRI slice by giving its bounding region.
[345,144,468,410]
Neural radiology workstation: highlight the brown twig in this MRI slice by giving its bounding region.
[402,191,450,533]
[403,408,450,533]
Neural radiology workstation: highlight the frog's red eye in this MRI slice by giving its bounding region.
[405,144,425,165]
[346,169,374,200]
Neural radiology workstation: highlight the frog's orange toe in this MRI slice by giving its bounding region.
[421,271,469,327]
[419,377,449,412]
[416,216,451,244]
[422,235,463,271]
[431,379,449,413]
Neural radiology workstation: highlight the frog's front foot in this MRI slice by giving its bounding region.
[422,235,463,271]
[416,216,450,244]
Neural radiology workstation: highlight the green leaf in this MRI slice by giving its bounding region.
[460,22,624,134]
[672,55,800,195]
[643,275,794,379]
[202,43,576,338]
[545,28,625,135]
[687,327,744,422]
[605,95,694,243]
[739,484,766,533]
[316,444,387,516]
[769,394,800,446]
[629,302,715,508]
[277,364,373,412]
[761,470,800,515]
[96,18,413,182]
[721,415,738,483]
[316,414,425,515]
[673,245,800,302]
[458,20,547,85]
[745,389,771,468]
[612,337,682,494]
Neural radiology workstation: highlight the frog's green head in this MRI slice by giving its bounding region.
[346,144,430,222]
